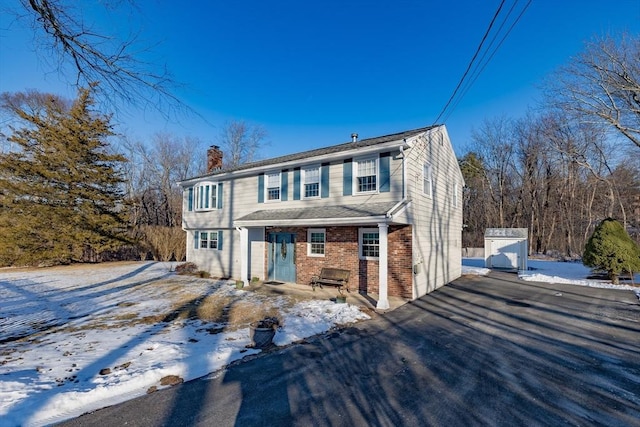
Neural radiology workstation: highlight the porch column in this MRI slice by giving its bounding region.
[239,227,249,286]
[376,223,390,310]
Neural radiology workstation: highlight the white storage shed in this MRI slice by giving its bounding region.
[484,228,528,271]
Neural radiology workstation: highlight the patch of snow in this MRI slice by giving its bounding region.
[462,257,639,291]
[461,265,491,276]
[0,262,370,426]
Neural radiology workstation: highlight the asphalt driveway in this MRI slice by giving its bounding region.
[60,271,640,427]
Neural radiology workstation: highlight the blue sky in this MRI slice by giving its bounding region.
[1,0,639,158]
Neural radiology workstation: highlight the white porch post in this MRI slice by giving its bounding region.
[376,223,390,310]
[239,227,249,286]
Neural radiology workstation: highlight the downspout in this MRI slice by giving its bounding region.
[385,144,408,219]
[378,143,409,310]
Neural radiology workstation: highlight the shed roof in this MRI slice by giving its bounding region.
[484,228,528,239]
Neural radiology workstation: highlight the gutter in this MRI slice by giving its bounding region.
[234,215,389,228]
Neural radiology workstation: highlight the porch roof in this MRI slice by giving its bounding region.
[234,201,405,227]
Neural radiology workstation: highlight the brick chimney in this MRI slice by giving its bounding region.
[207,145,223,172]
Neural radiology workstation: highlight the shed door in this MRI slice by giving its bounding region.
[490,240,519,269]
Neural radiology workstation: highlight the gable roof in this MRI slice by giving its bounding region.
[182,125,440,183]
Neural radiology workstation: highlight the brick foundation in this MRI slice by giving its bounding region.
[265,225,413,299]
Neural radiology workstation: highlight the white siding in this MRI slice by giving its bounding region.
[186,229,237,279]
[405,126,463,297]
[248,227,265,280]
[182,150,404,280]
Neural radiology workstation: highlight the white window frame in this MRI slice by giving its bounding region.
[307,228,326,257]
[197,231,219,250]
[302,165,321,199]
[358,228,380,260]
[194,182,218,211]
[265,171,281,202]
[423,163,433,198]
[353,156,378,195]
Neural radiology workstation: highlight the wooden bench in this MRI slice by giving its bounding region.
[311,267,350,292]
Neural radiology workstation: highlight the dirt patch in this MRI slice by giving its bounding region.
[160,375,183,386]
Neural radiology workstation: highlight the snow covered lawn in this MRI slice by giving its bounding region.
[463,257,640,297]
[2,259,638,426]
[0,262,370,426]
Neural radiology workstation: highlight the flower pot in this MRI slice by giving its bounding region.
[335,295,347,304]
[249,318,278,348]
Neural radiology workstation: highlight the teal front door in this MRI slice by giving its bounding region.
[267,233,296,283]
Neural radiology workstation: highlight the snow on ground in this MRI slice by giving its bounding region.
[463,257,640,300]
[2,260,638,426]
[0,262,369,427]
[461,263,491,276]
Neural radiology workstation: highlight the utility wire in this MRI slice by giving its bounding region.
[445,0,521,119]
[443,0,532,123]
[432,0,507,125]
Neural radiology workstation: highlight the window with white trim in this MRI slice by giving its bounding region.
[197,231,219,249]
[355,157,377,193]
[266,172,281,201]
[302,166,320,198]
[423,163,433,198]
[307,228,325,256]
[359,228,380,260]
[195,182,217,211]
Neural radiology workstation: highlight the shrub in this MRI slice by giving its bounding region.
[175,262,199,275]
[583,218,640,284]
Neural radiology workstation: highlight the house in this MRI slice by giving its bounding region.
[484,228,528,271]
[178,125,464,309]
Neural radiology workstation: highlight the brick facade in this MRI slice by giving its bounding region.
[265,225,413,299]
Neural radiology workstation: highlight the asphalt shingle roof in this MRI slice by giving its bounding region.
[235,201,399,222]
[190,125,438,180]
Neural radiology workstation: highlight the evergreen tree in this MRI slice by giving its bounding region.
[583,218,640,285]
[0,87,129,266]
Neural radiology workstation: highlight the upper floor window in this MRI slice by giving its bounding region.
[266,172,281,201]
[355,157,377,193]
[423,163,433,198]
[307,228,325,256]
[302,166,320,198]
[195,182,217,211]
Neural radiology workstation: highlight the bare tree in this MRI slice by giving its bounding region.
[10,0,184,116]
[470,116,517,228]
[546,33,640,149]
[119,132,205,228]
[217,120,268,168]
[116,132,205,261]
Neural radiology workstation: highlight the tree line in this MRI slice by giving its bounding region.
[461,34,640,257]
[0,26,638,266]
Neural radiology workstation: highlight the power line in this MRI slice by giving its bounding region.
[432,0,507,125]
[442,0,533,124]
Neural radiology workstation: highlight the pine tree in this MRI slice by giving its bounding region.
[0,87,129,266]
[583,218,640,285]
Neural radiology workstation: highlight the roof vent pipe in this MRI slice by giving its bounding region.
[351,133,358,143]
